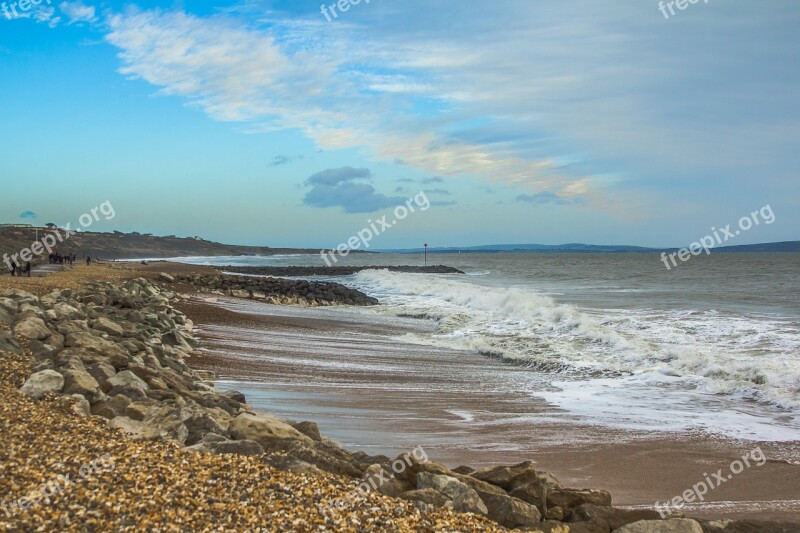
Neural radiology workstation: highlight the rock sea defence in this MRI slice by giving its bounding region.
[219,265,465,277]
[169,272,380,306]
[1,278,790,532]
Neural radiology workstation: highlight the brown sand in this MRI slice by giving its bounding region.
[179,295,800,522]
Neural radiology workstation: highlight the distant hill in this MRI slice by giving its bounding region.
[385,241,800,254]
[713,241,800,253]
[0,227,317,261]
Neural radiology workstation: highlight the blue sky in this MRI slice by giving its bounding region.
[1,0,798,249]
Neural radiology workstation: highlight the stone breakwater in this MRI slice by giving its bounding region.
[1,278,793,532]
[170,272,380,306]
[219,265,465,277]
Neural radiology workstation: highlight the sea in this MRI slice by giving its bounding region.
[152,252,800,443]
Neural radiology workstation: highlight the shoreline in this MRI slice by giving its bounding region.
[1,261,798,531]
[178,292,800,523]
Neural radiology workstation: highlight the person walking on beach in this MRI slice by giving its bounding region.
[86,255,92,266]
[24,261,31,277]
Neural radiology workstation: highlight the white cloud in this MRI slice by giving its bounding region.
[59,1,96,25]
[99,1,800,215]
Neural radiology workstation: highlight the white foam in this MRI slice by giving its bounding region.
[350,270,800,441]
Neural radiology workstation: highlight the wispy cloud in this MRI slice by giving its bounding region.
[101,5,607,205]
[516,191,569,205]
[59,1,97,25]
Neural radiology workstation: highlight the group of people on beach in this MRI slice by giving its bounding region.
[5,252,95,277]
[8,261,31,277]
[49,252,77,265]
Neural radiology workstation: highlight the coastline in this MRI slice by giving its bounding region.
[178,290,800,523]
[1,261,798,531]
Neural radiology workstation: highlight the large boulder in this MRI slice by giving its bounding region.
[416,472,488,515]
[61,369,102,401]
[63,332,130,367]
[480,491,542,528]
[570,504,662,530]
[548,488,612,512]
[109,416,161,440]
[229,412,313,447]
[0,330,22,355]
[615,518,703,533]
[20,370,64,399]
[185,433,264,456]
[53,302,84,321]
[400,489,453,512]
[362,464,414,497]
[85,362,117,392]
[0,306,13,325]
[471,460,538,491]
[14,317,52,340]
[91,395,132,419]
[93,317,124,337]
[142,404,189,444]
[107,370,149,393]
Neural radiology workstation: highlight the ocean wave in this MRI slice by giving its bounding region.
[351,270,800,417]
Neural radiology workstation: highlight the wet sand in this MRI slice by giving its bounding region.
[180,295,800,522]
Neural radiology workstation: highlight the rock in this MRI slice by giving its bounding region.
[183,410,226,446]
[480,491,542,528]
[453,465,476,475]
[142,404,189,444]
[291,421,322,442]
[222,390,246,404]
[363,464,414,497]
[263,453,324,475]
[614,518,703,533]
[93,317,124,337]
[570,504,662,530]
[53,302,83,321]
[158,273,175,282]
[86,362,117,392]
[416,472,488,515]
[509,472,566,514]
[13,317,52,340]
[0,330,22,355]
[185,433,264,456]
[394,454,453,484]
[108,416,160,440]
[91,394,131,418]
[0,306,13,324]
[472,460,538,491]
[548,488,612,512]
[107,370,150,393]
[61,370,102,401]
[68,394,91,416]
[400,489,453,512]
[126,402,153,421]
[64,332,130,367]
[20,370,64,399]
[229,412,314,448]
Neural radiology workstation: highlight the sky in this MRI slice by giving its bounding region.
[0,0,798,249]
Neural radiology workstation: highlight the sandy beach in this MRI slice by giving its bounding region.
[179,293,800,522]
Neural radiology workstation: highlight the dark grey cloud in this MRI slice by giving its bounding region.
[422,176,444,184]
[306,166,372,186]
[424,188,450,195]
[430,200,457,207]
[19,210,37,220]
[515,191,569,205]
[303,167,402,213]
